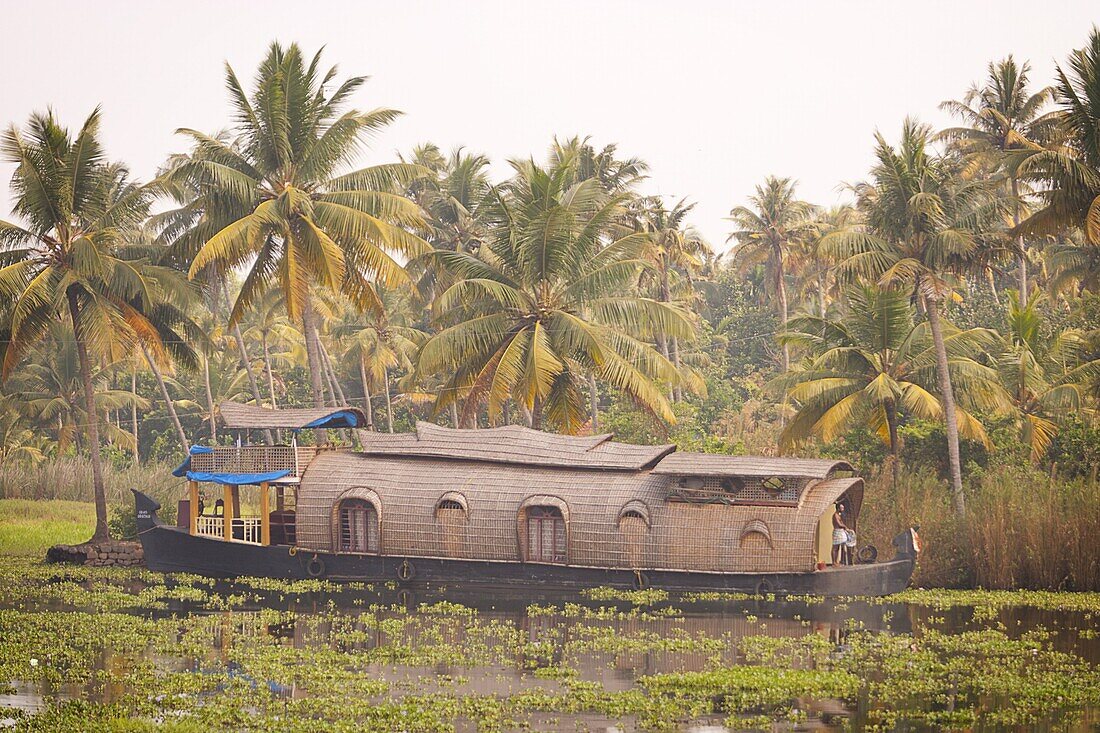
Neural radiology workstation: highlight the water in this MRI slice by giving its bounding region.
[0,565,1097,731]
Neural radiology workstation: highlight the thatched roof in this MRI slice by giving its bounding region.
[651,453,853,479]
[218,402,367,430]
[357,422,674,471]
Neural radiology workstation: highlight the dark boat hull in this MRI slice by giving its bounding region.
[134,490,916,596]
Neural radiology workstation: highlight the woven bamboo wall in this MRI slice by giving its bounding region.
[296,452,861,574]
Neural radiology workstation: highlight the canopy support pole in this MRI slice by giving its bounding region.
[223,485,234,542]
[189,481,199,536]
[260,482,270,546]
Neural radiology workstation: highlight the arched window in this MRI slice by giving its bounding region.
[435,493,469,558]
[739,518,774,550]
[617,502,649,569]
[525,506,566,563]
[339,499,379,553]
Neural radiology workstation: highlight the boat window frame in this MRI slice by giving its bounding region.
[525,506,566,564]
[337,498,380,554]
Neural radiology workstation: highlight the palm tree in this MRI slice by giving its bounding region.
[402,144,494,307]
[784,205,863,320]
[243,289,302,409]
[995,290,1099,459]
[416,156,694,432]
[634,196,710,402]
[165,42,428,428]
[404,144,492,255]
[1048,229,1100,295]
[0,397,50,467]
[8,327,149,455]
[1019,28,1100,245]
[773,285,1006,484]
[0,108,167,541]
[336,292,425,433]
[939,56,1056,306]
[727,177,817,372]
[819,119,1008,513]
[549,136,649,193]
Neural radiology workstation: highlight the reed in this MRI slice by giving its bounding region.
[861,465,1100,591]
[0,457,177,505]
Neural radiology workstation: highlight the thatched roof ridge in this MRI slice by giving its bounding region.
[356,421,674,470]
[218,402,367,430]
[652,453,853,479]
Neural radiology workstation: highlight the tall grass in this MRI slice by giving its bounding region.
[0,457,177,504]
[861,465,1100,591]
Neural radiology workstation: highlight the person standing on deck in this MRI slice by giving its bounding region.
[832,503,850,566]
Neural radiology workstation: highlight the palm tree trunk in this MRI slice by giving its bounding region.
[319,342,351,443]
[658,263,672,359]
[450,402,460,429]
[358,353,374,430]
[141,343,190,454]
[301,294,328,443]
[588,370,599,430]
[321,342,348,405]
[232,323,274,445]
[130,365,139,461]
[67,289,109,543]
[671,337,683,403]
[1011,176,1027,308]
[777,258,790,372]
[924,294,966,515]
[884,398,901,487]
[203,354,217,443]
[382,365,394,433]
[531,397,542,430]
[262,332,278,408]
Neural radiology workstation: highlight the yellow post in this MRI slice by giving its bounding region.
[223,485,235,541]
[260,481,271,546]
[189,481,199,535]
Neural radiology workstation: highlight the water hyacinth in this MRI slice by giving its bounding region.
[0,559,1097,731]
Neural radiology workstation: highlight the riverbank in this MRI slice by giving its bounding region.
[0,500,95,557]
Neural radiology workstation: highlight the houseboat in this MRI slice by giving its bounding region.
[134,402,919,595]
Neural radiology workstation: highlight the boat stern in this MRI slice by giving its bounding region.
[891,526,921,560]
[132,489,163,534]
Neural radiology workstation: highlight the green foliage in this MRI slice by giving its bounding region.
[0,558,1096,730]
[1045,417,1100,478]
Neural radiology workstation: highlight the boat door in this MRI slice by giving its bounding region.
[526,506,566,563]
[339,499,380,553]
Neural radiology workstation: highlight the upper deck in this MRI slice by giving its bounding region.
[188,445,337,482]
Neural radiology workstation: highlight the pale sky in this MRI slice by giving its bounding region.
[1,1,1097,248]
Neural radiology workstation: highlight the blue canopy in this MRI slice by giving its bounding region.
[172,445,212,477]
[301,409,363,429]
[172,444,290,485]
[183,469,291,486]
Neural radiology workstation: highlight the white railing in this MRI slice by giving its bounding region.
[237,518,262,544]
[196,516,223,539]
[194,516,262,544]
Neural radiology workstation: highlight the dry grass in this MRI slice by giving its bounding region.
[861,465,1100,591]
[0,457,177,504]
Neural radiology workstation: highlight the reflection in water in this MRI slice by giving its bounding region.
[2,579,1098,732]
